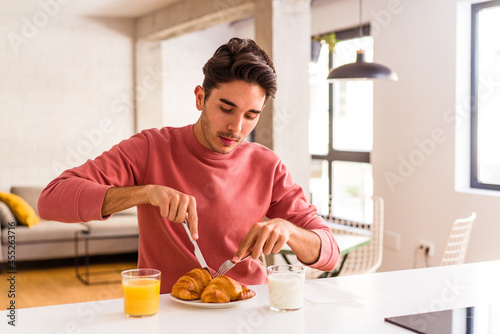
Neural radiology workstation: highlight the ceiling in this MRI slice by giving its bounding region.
[1,0,342,19]
[0,0,185,17]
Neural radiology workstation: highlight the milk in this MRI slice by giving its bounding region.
[268,272,305,311]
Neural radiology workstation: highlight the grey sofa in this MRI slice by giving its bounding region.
[0,186,139,264]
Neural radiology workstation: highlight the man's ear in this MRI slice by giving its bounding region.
[194,85,205,111]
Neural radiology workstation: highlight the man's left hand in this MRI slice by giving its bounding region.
[232,218,295,262]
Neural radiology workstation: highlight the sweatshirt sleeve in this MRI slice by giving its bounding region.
[306,225,340,271]
[38,132,150,223]
[266,160,340,272]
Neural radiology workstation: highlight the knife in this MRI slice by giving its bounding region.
[182,220,212,277]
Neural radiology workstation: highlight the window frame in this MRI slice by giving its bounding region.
[311,25,371,201]
[470,0,500,191]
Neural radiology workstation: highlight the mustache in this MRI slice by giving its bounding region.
[217,131,241,141]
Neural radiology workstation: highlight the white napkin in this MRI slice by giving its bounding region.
[304,280,363,304]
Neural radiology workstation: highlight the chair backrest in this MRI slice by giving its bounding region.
[440,213,476,266]
[326,196,384,275]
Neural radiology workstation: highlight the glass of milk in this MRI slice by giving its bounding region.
[267,265,305,312]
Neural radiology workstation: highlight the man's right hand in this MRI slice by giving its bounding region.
[148,185,198,238]
[102,185,199,239]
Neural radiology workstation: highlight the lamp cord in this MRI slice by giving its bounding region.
[359,0,362,38]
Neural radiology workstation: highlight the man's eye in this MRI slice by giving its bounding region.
[220,107,232,113]
[245,115,257,121]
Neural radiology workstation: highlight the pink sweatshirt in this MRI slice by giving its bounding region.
[38,125,339,293]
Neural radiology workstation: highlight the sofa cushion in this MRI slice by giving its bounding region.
[84,215,139,237]
[0,192,41,227]
[11,186,43,215]
[1,220,87,244]
[116,206,138,215]
[0,201,16,228]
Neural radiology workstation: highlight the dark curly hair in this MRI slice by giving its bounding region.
[202,38,277,102]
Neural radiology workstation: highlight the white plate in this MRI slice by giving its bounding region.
[169,294,256,309]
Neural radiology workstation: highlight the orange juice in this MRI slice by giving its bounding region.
[122,278,161,317]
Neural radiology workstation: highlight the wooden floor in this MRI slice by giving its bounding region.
[0,254,137,309]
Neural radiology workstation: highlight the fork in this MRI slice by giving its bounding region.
[213,254,251,277]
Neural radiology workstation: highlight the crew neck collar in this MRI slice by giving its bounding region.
[186,124,243,161]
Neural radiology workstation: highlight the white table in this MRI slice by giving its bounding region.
[2,260,500,333]
[280,234,371,276]
[334,234,371,256]
[280,234,370,257]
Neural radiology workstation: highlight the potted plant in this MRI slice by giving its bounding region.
[311,32,338,62]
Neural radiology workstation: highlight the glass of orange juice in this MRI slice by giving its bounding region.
[122,269,161,317]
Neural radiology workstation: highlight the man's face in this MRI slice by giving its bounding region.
[193,80,266,154]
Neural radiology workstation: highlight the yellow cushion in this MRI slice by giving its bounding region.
[0,192,41,227]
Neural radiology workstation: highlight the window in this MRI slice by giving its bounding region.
[471,0,500,191]
[309,27,373,217]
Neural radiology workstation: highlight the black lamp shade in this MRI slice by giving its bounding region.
[327,50,398,81]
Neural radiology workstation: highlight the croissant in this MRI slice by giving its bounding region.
[171,268,212,300]
[201,276,255,303]
[238,286,256,301]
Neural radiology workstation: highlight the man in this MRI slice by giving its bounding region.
[38,38,339,293]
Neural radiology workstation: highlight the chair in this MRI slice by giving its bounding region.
[440,213,476,266]
[327,196,384,276]
[282,196,384,278]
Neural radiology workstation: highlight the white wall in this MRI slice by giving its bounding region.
[0,10,135,191]
[162,24,236,127]
[161,20,255,127]
[312,0,500,271]
[3,0,498,272]
[161,16,314,196]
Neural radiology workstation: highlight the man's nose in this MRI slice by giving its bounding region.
[227,115,243,133]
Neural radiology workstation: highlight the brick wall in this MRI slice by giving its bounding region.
[0,12,135,191]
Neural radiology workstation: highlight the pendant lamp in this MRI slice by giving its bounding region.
[327,0,398,81]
